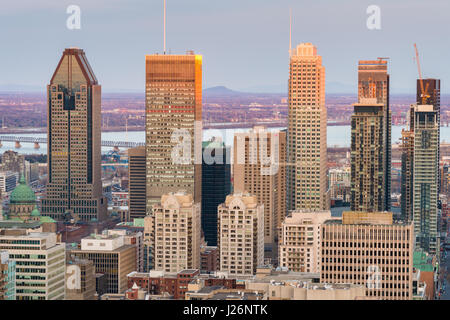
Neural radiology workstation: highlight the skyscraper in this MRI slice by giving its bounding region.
[350,99,387,212]
[233,126,286,262]
[145,53,202,215]
[412,104,439,254]
[41,48,106,222]
[357,59,391,211]
[417,79,441,191]
[287,43,329,212]
[201,140,231,247]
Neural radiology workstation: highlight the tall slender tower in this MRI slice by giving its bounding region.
[145,53,202,213]
[41,48,107,222]
[357,59,391,211]
[417,79,441,191]
[350,99,386,212]
[413,104,439,255]
[287,43,329,212]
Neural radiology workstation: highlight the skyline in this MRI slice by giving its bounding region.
[0,0,449,94]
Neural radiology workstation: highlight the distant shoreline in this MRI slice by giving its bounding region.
[0,121,358,134]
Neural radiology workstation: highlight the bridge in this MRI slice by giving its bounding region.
[0,135,144,149]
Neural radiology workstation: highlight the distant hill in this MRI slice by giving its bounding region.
[203,86,246,97]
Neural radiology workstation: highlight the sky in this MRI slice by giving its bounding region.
[0,0,449,94]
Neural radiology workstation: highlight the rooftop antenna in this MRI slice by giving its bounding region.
[289,8,292,57]
[164,0,166,54]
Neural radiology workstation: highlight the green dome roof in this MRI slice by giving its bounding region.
[31,206,40,217]
[10,175,36,204]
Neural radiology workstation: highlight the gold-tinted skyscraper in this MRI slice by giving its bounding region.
[287,43,329,212]
[41,48,106,221]
[145,53,202,212]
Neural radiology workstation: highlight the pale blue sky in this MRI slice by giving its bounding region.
[0,0,449,93]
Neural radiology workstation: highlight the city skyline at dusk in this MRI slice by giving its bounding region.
[0,0,449,93]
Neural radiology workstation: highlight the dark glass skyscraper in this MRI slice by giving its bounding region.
[201,140,231,246]
[41,48,106,222]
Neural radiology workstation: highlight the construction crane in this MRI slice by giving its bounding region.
[414,43,430,105]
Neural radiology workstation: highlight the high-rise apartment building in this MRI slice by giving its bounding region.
[128,146,146,219]
[279,210,331,273]
[145,53,202,214]
[152,192,201,273]
[217,193,264,276]
[233,127,286,254]
[41,48,107,222]
[202,140,231,247]
[417,79,441,192]
[287,43,329,212]
[357,59,391,211]
[401,127,414,222]
[350,99,387,212]
[321,211,414,300]
[0,230,66,300]
[412,104,439,254]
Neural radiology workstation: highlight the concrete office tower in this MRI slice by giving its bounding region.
[152,192,201,273]
[287,43,329,212]
[350,99,387,212]
[279,210,331,273]
[202,140,231,247]
[128,146,146,219]
[358,59,391,210]
[71,233,136,294]
[145,53,202,214]
[0,230,66,300]
[217,193,264,276]
[233,127,287,255]
[41,48,107,222]
[321,211,414,300]
[412,105,439,255]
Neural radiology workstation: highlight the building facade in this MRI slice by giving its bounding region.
[287,43,329,212]
[218,193,264,276]
[152,192,201,273]
[412,104,439,254]
[71,233,136,294]
[233,127,287,256]
[321,211,414,300]
[350,100,387,212]
[279,210,331,273]
[202,140,231,247]
[358,59,391,211]
[145,53,202,213]
[0,230,66,300]
[41,48,106,222]
[0,250,15,300]
[128,146,146,219]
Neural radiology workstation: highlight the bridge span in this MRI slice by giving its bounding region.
[0,135,144,149]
